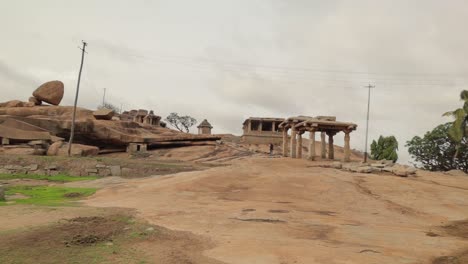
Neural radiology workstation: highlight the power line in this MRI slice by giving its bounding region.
[68,41,88,157]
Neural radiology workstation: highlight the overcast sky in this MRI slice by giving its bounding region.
[1,0,467,163]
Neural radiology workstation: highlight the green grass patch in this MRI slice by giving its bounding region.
[0,186,96,206]
[0,173,98,182]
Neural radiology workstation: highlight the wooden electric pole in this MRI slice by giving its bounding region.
[68,41,88,156]
[102,88,106,106]
[363,84,375,163]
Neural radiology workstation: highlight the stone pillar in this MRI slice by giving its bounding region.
[344,131,351,162]
[272,122,276,132]
[282,128,289,157]
[328,132,335,160]
[248,120,252,132]
[320,132,326,158]
[308,130,316,160]
[290,126,297,158]
[258,121,263,132]
[297,132,303,158]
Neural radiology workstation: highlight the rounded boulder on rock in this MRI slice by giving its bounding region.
[32,80,64,105]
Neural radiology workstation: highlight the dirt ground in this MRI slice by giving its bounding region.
[2,148,468,263]
[0,207,223,264]
[84,157,468,264]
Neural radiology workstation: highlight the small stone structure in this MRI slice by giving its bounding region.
[278,116,357,162]
[197,119,213,135]
[241,117,284,144]
[127,142,148,154]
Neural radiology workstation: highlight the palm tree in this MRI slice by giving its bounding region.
[443,90,468,159]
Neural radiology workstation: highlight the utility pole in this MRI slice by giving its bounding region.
[68,41,88,156]
[363,84,375,163]
[102,88,106,106]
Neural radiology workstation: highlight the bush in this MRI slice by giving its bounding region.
[406,123,468,173]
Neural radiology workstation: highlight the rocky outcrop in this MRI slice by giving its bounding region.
[32,80,64,105]
[56,143,99,157]
[323,160,418,178]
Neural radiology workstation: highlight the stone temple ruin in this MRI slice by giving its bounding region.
[0,80,220,156]
[279,116,357,162]
[241,116,357,162]
[241,117,284,144]
[120,109,164,127]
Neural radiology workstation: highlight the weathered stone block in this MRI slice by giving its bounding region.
[98,168,111,176]
[121,168,132,177]
[93,108,115,120]
[28,164,39,171]
[356,166,373,173]
[382,167,393,172]
[4,165,24,171]
[109,165,121,176]
[85,168,98,174]
[332,162,342,169]
[95,164,107,168]
[393,169,408,177]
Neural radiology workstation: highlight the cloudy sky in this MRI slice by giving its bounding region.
[1,0,467,163]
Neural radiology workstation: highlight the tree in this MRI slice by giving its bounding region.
[370,135,399,162]
[165,113,197,133]
[443,90,468,159]
[97,102,120,113]
[406,123,468,173]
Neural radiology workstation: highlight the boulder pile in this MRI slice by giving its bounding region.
[0,80,64,108]
[328,160,418,177]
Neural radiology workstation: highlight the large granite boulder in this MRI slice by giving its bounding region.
[32,80,64,105]
[48,141,99,157]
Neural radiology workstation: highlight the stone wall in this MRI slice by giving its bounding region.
[0,163,122,177]
[241,134,283,145]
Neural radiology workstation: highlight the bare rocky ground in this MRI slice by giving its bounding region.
[1,144,468,263]
[86,157,468,264]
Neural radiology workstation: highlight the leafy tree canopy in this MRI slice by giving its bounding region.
[165,113,197,133]
[370,135,399,162]
[406,123,468,173]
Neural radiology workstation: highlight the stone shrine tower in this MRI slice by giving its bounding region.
[197,119,213,135]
